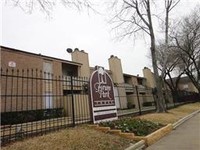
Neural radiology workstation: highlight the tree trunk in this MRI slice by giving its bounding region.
[147,1,166,112]
[151,46,166,112]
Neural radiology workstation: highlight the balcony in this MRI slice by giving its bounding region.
[137,85,146,94]
[63,76,85,91]
[123,83,135,94]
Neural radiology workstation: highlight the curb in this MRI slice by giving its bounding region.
[125,140,145,150]
[172,109,200,129]
[126,109,200,150]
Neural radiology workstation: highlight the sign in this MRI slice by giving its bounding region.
[90,66,118,123]
[8,61,16,68]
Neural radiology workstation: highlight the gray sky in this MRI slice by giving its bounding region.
[1,0,199,76]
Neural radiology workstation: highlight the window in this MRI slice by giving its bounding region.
[44,92,53,109]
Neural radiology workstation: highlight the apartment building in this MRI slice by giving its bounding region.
[1,46,89,117]
[1,46,155,115]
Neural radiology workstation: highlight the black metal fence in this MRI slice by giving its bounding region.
[114,83,199,116]
[114,84,157,116]
[175,90,200,102]
[1,68,199,145]
[1,68,91,145]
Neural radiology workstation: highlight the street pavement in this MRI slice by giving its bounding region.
[146,112,200,150]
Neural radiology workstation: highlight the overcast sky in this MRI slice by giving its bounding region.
[1,0,199,76]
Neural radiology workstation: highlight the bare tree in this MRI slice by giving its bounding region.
[172,7,200,93]
[161,0,180,79]
[109,0,170,112]
[4,0,93,15]
[156,44,184,102]
[156,0,180,104]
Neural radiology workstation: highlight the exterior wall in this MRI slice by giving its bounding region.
[72,50,90,78]
[3,46,198,115]
[124,75,138,85]
[1,47,43,70]
[1,48,43,112]
[131,76,138,85]
[108,56,124,83]
[64,95,90,118]
[178,82,198,92]
[0,47,80,113]
[108,56,128,109]
[143,67,156,88]
[1,47,68,75]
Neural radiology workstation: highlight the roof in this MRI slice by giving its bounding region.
[123,73,145,79]
[89,67,112,74]
[1,45,82,66]
[166,76,192,84]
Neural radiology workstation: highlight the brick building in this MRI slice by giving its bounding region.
[1,46,156,115]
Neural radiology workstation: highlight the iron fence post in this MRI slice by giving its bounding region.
[136,86,142,115]
[70,76,75,127]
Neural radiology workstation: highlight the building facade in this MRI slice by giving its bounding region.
[0,46,163,115]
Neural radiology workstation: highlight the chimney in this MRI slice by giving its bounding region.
[71,49,90,78]
[108,55,124,84]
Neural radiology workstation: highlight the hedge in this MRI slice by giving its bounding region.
[1,108,64,125]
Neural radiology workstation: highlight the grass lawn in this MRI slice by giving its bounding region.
[2,102,199,150]
[137,102,200,124]
[2,126,135,150]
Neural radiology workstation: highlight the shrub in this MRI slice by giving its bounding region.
[142,101,155,107]
[1,108,64,125]
[99,118,164,136]
[127,102,135,109]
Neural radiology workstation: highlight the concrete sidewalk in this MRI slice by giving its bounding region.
[146,112,200,150]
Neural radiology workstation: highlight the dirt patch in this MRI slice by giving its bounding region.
[2,126,135,150]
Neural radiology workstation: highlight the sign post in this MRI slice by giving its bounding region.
[90,66,118,123]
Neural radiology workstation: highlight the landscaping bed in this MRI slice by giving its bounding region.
[99,118,164,136]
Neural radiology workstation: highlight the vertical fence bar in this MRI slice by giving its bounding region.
[59,75,62,128]
[164,93,168,110]
[78,77,81,123]
[1,69,7,143]
[55,75,59,129]
[9,70,12,142]
[31,69,34,136]
[70,76,75,127]
[16,70,19,112]
[47,72,51,133]
[35,69,38,134]
[10,69,14,114]
[26,69,29,138]
[4,69,8,113]
[15,69,19,140]
[20,69,24,140]
[44,72,47,134]
[135,86,142,115]
[52,73,55,131]
[40,70,43,134]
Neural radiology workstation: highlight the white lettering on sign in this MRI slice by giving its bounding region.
[94,67,112,99]
[8,61,16,68]
[95,83,112,99]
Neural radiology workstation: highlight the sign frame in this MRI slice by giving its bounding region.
[89,66,118,123]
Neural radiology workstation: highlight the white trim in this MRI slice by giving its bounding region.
[94,117,118,124]
[93,106,117,111]
[94,110,117,116]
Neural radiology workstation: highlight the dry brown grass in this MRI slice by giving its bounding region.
[2,102,199,150]
[137,102,200,124]
[2,126,134,150]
